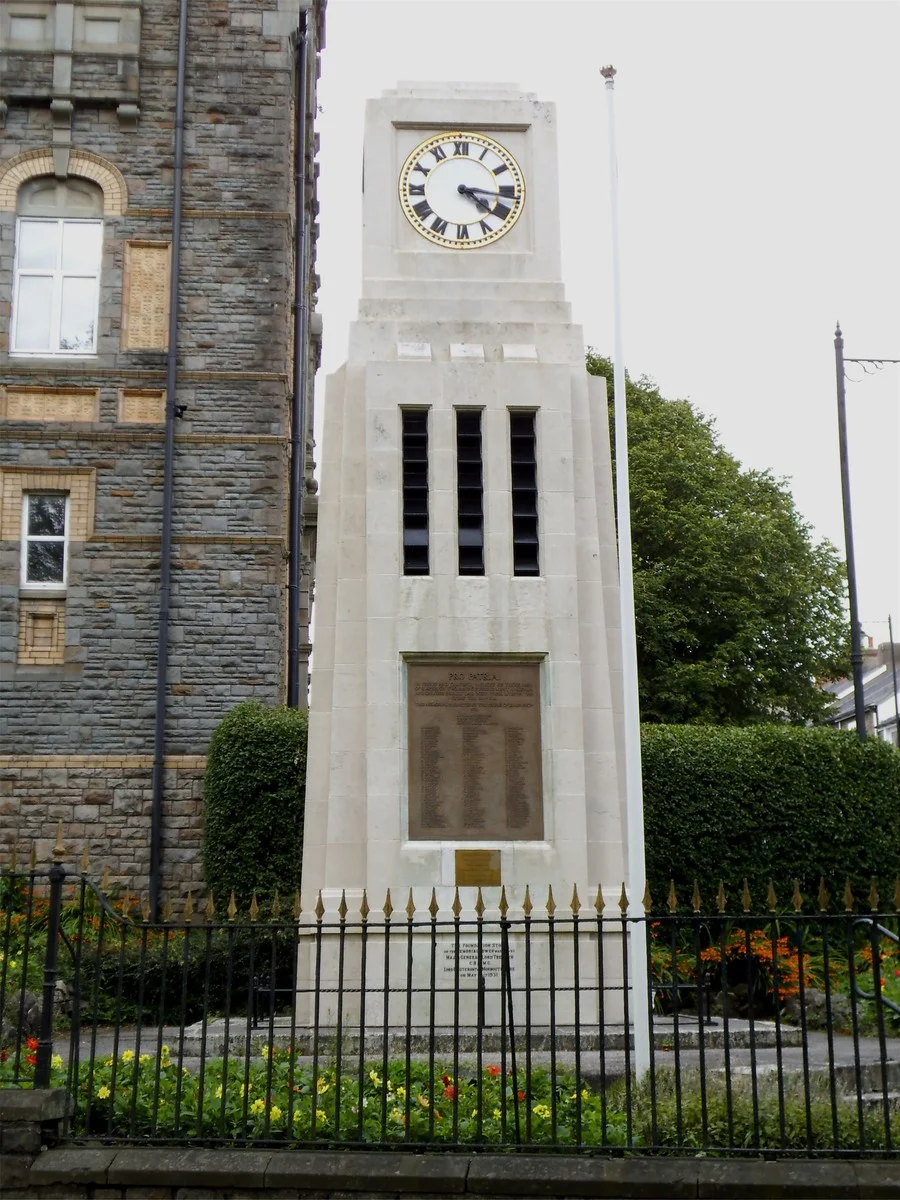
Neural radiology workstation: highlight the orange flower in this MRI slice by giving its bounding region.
[27,1037,39,1051]
[486,1065,501,1078]
[443,1085,456,1100]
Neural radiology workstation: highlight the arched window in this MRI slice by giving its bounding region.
[10,177,104,355]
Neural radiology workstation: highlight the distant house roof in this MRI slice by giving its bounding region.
[824,664,897,722]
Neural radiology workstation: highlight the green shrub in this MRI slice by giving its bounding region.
[203,702,308,909]
[641,724,900,907]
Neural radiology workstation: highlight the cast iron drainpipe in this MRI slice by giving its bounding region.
[149,0,189,919]
[287,11,310,707]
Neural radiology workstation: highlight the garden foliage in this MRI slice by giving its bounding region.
[2,1048,891,1152]
[586,353,850,724]
[202,702,308,910]
[642,724,900,903]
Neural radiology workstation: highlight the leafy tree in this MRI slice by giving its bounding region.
[587,353,849,724]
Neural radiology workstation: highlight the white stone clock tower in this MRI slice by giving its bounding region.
[302,83,627,917]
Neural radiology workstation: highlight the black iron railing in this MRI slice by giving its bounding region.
[1,848,898,1156]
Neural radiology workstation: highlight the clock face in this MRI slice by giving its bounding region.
[398,131,526,249]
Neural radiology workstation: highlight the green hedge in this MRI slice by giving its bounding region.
[203,702,308,909]
[641,725,900,907]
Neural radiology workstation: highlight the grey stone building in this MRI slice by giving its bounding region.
[0,0,325,906]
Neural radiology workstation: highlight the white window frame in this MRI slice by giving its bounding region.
[21,493,70,590]
[10,217,102,357]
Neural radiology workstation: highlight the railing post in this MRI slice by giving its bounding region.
[34,828,66,1088]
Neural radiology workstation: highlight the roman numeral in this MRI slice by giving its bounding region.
[494,202,511,221]
[413,199,433,220]
[456,223,470,240]
[498,185,516,199]
[493,163,509,176]
[414,161,430,176]
[478,147,489,161]
[479,219,492,235]
[453,140,470,156]
[409,184,426,195]
[431,216,448,235]
[432,144,448,161]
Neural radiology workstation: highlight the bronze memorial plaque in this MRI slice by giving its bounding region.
[407,660,544,841]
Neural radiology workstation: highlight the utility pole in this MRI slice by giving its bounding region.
[833,325,900,741]
[833,323,867,741]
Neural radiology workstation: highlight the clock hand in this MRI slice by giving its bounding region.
[457,185,493,213]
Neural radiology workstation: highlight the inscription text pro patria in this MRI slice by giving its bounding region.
[407,661,544,840]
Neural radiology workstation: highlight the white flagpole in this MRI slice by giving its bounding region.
[600,64,651,1077]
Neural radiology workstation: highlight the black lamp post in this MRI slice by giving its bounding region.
[833,323,900,742]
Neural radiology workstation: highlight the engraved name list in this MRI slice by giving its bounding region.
[407,661,544,841]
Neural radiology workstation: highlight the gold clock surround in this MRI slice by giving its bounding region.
[398,131,526,250]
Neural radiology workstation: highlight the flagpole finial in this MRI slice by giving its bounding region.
[600,65,617,83]
[835,320,842,338]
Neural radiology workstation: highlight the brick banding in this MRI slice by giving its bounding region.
[0,148,128,214]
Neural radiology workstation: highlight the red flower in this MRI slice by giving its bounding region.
[27,1037,39,1051]
[441,1074,451,1086]
[486,1065,501,1078]
[26,1054,37,1067]
[443,1085,457,1100]
[0,1048,7,1063]
[517,1090,526,1102]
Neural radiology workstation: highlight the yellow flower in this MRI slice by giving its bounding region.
[97,1085,110,1100]
[472,1108,479,1118]
[369,1069,382,1086]
[260,1044,270,1058]
[533,1103,552,1119]
[293,1109,303,1123]
[51,1054,63,1070]
[270,1105,282,1122]
[316,1076,329,1095]
[121,1049,134,1063]
[390,1107,403,1121]
[215,1086,223,1099]
[250,1098,266,1115]
[315,1109,327,1123]
[417,1094,429,1108]
[139,1054,151,1065]
[396,1086,406,1101]
[160,1045,170,1057]
[386,1078,394,1092]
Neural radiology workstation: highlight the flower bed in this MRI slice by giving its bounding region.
[1,1045,892,1152]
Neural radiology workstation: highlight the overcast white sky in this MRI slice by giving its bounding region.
[314,0,900,638]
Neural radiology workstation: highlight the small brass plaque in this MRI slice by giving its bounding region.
[455,849,502,888]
